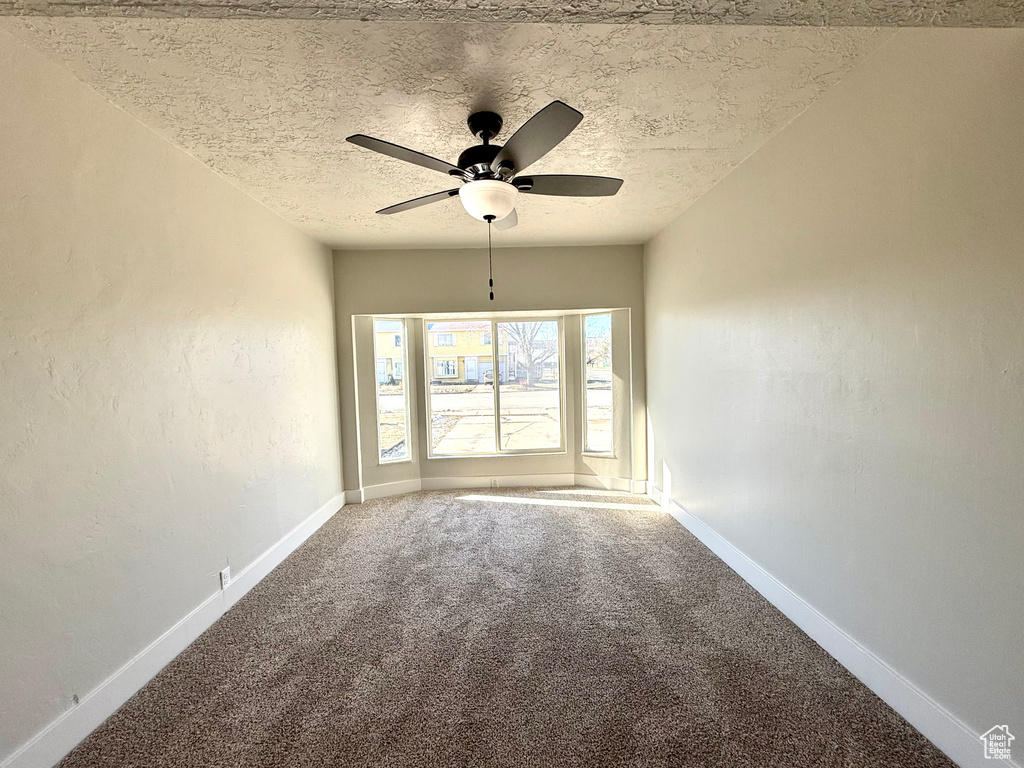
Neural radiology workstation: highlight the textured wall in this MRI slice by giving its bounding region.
[3,19,889,249]
[645,27,1024,751]
[2,0,1023,26]
[0,28,343,759]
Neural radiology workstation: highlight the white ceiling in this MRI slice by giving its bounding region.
[7,19,892,248]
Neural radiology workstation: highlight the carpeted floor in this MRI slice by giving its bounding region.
[60,488,954,767]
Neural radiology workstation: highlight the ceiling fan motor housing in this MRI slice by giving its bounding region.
[457,143,503,178]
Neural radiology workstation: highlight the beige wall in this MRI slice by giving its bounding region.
[334,246,646,493]
[0,30,343,759]
[645,28,1023,747]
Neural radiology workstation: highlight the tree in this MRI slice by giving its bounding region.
[502,322,558,387]
[584,315,612,369]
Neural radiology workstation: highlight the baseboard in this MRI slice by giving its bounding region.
[574,474,648,494]
[2,491,346,768]
[647,485,662,505]
[422,474,576,491]
[348,473,641,501]
[653,488,1008,768]
[361,478,422,502]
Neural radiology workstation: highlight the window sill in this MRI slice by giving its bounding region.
[426,449,567,460]
[378,456,413,466]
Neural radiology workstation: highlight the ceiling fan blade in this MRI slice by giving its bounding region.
[347,134,462,177]
[490,101,583,176]
[515,174,623,197]
[376,189,460,215]
[494,208,518,230]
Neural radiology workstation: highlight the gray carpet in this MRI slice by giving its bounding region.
[60,488,954,767]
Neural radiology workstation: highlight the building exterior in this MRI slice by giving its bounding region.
[426,321,509,384]
[374,319,406,384]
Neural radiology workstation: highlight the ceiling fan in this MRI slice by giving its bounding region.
[346,101,623,230]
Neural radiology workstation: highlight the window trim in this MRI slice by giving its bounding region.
[435,332,455,347]
[581,312,616,458]
[424,316,567,459]
[373,317,412,465]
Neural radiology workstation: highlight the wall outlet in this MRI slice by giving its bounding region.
[490,478,499,488]
[219,566,231,590]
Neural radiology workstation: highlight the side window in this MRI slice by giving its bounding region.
[583,314,613,454]
[373,318,410,462]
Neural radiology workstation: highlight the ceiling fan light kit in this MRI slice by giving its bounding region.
[459,180,519,222]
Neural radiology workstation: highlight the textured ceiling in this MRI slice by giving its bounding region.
[6,19,893,248]
[4,0,1023,25]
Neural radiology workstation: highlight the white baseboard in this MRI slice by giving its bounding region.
[574,474,646,495]
[652,488,1008,768]
[349,474,641,501]
[2,492,346,768]
[422,473,576,491]
[361,478,422,502]
[647,485,662,505]
[574,473,632,492]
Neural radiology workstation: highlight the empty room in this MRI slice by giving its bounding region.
[1,3,1021,767]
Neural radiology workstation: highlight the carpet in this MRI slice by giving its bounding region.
[59,487,955,767]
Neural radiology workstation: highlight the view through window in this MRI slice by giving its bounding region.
[583,314,613,453]
[373,318,410,462]
[497,321,561,451]
[427,320,496,455]
[426,318,563,455]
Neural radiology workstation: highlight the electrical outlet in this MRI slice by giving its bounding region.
[219,566,231,590]
[490,478,499,488]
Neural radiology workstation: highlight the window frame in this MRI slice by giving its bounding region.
[581,312,616,457]
[373,317,412,465]
[424,316,566,459]
[434,358,458,378]
[435,332,455,347]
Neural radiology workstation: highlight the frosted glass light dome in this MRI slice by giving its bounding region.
[459,179,519,222]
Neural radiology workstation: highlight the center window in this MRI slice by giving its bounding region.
[426,318,563,456]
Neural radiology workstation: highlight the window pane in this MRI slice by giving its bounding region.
[584,314,613,453]
[374,319,409,462]
[497,321,561,451]
[427,320,495,455]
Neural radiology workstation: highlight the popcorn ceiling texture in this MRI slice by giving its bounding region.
[3,0,1023,25]
[4,19,892,248]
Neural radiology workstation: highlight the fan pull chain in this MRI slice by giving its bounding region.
[486,216,494,301]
